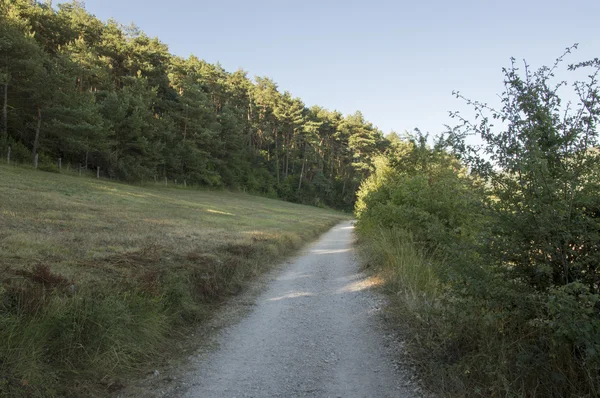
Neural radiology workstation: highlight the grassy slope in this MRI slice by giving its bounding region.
[0,165,348,396]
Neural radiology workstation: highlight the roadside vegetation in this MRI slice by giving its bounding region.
[0,165,346,396]
[356,49,600,397]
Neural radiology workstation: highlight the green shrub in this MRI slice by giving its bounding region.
[5,140,32,164]
[356,60,600,395]
[356,137,486,270]
[38,163,60,173]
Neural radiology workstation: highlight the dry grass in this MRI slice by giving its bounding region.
[0,164,348,396]
[0,164,345,283]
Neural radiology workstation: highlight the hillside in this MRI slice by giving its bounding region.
[0,165,347,396]
[0,0,388,211]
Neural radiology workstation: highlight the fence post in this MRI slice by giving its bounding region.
[6,146,10,165]
[96,166,100,179]
[58,157,61,170]
[164,177,167,186]
[78,163,82,176]
[184,179,187,188]
[34,153,38,169]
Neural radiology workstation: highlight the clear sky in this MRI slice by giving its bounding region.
[58,0,600,137]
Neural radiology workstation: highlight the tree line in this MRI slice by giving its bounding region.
[0,0,388,210]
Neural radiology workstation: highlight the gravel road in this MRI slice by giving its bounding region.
[168,220,418,398]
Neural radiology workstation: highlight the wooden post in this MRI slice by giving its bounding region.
[78,163,82,176]
[58,157,61,170]
[2,82,7,147]
[32,108,41,167]
[6,146,10,165]
[184,179,187,188]
[96,166,100,179]
[34,153,38,169]
[154,175,157,184]
[164,177,167,186]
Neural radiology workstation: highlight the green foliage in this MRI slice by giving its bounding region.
[5,140,31,163]
[356,50,600,397]
[357,134,485,260]
[544,283,600,369]
[37,163,59,173]
[0,0,388,209]
[447,46,600,292]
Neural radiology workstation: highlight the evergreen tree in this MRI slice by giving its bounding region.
[0,0,389,208]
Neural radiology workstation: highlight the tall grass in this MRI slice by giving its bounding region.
[359,226,600,397]
[362,227,439,308]
[1,286,168,396]
[357,228,458,392]
[0,227,338,397]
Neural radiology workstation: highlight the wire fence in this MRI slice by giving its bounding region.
[1,146,194,189]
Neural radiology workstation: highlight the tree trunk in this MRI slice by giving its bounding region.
[32,107,42,165]
[183,104,188,140]
[330,154,334,178]
[298,143,306,191]
[285,132,290,178]
[281,144,285,179]
[247,104,253,150]
[274,127,279,184]
[2,82,7,146]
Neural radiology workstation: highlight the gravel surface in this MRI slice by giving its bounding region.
[161,221,420,398]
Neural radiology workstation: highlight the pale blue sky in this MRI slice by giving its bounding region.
[59,0,599,137]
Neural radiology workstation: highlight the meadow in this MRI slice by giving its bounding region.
[0,164,347,396]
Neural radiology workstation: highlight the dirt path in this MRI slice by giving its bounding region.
[126,221,420,397]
